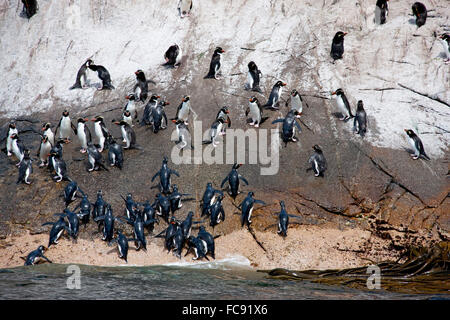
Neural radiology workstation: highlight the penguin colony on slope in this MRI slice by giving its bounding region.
[7,1,448,265]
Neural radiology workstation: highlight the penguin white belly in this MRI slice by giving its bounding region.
[77,125,87,149]
[12,141,23,161]
[200,240,208,253]
[24,166,31,183]
[178,103,190,121]
[313,159,320,176]
[44,129,55,146]
[246,72,254,89]
[118,244,124,257]
[441,40,450,59]
[292,96,303,114]
[88,154,95,170]
[60,118,71,138]
[176,47,183,65]
[123,115,133,127]
[408,137,419,155]
[40,142,51,162]
[335,96,348,116]
[249,105,260,123]
[126,101,136,117]
[248,207,254,223]
[94,123,104,146]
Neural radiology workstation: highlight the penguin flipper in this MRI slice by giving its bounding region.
[151,171,160,182]
[171,169,180,177]
[220,175,229,188]
[260,117,270,125]
[271,118,284,124]
[238,175,249,185]
[254,199,266,205]
[41,222,55,227]
[294,120,302,132]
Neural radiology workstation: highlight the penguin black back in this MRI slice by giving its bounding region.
[330,31,347,60]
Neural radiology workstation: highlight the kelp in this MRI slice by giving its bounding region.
[259,242,450,295]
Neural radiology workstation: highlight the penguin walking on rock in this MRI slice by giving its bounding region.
[197,226,216,259]
[116,230,136,263]
[172,120,194,150]
[163,44,183,68]
[245,61,262,93]
[92,116,110,152]
[353,100,367,137]
[264,81,287,110]
[55,209,80,241]
[238,192,266,227]
[107,136,124,169]
[42,216,68,248]
[76,118,91,153]
[5,121,18,157]
[375,0,389,25]
[155,193,172,224]
[168,184,191,214]
[17,149,33,185]
[412,2,427,28]
[202,118,227,147]
[37,135,52,167]
[70,59,93,89]
[246,96,269,127]
[41,122,55,146]
[22,245,52,266]
[133,70,150,102]
[87,143,108,172]
[331,88,354,121]
[151,100,169,134]
[200,182,224,217]
[209,195,225,228]
[287,89,304,118]
[204,47,225,80]
[124,94,138,121]
[404,129,430,160]
[271,109,302,146]
[185,236,209,261]
[330,31,347,61]
[178,0,193,18]
[114,120,137,150]
[63,181,82,207]
[88,62,115,90]
[55,110,77,142]
[142,94,160,126]
[10,133,25,166]
[308,145,327,177]
[172,95,191,124]
[94,204,121,245]
[122,110,133,127]
[151,156,180,195]
[439,34,450,63]
[49,150,70,182]
[215,106,231,135]
[220,163,248,200]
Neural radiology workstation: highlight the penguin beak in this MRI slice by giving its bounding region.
[84,118,89,122]
[343,32,348,36]
[172,119,177,123]
[221,49,225,53]
[125,95,130,99]
[114,122,120,125]
[331,91,336,95]
[165,102,170,105]
[282,82,287,86]
[404,129,408,133]
[249,98,253,102]
[157,96,161,99]
[182,98,186,102]
[91,119,96,121]
[64,139,71,144]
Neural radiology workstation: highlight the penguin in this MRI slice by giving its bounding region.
[107,136,124,169]
[124,94,138,121]
[121,193,139,221]
[49,138,65,160]
[123,209,153,251]
[22,245,52,266]
[288,89,304,118]
[238,192,266,227]
[151,100,169,133]
[142,200,159,234]
[163,44,183,68]
[151,156,180,195]
[42,216,68,248]
[92,190,107,221]
[69,59,93,89]
[271,109,302,146]
[197,226,216,259]
[41,122,55,146]
[88,62,115,90]
[37,135,52,167]
[330,31,347,61]
[209,195,225,228]
[185,236,209,261]
[17,149,33,185]
[180,211,194,239]
[5,121,18,157]
[49,150,70,182]
[122,110,133,127]
[277,200,289,237]
[264,81,287,110]
[56,208,80,240]
[86,142,109,172]
[76,118,91,153]
[113,120,137,149]
[245,61,262,93]
[439,34,450,63]
[92,116,110,152]
[202,118,227,147]
[74,193,91,224]
[168,184,191,214]
[164,217,179,252]
[133,70,149,102]
[142,94,160,125]
[375,0,389,25]
[172,227,186,259]
[63,181,81,207]
[353,100,367,137]
[404,129,430,160]
[116,230,136,263]
[200,182,223,217]
[55,110,77,142]
[10,133,25,166]
[94,204,119,244]
[215,106,231,134]
[172,95,191,124]
[308,145,327,177]
[220,163,249,200]
[412,2,427,28]
[178,0,193,18]
[154,193,172,223]
[204,47,225,80]
[246,96,269,127]
[172,120,194,150]
[21,0,38,19]
[331,88,354,121]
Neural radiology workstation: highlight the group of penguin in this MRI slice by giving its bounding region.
[12,0,449,265]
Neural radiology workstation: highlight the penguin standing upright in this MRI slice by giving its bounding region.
[5,121,18,157]
[41,122,55,146]
[238,192,266,227]
[404,129,430,160]
[277,200,289,237]
[245,61,262,93]
[21,0,38,19]
[271,109,302,146]
[114,120,137,149]
[55,110,77,142]
[200,182,223,217]
[204,47,225,80]
[163,44,183,68]
[220,163,249,200]
[37,135,52,167]
[70,59,93,89]
[209,195,225,228]
[197,226,215,259]
[124,94,138,121]
[151,156,180,195]
[107,136,124,169]
[178,0,193,18]
[122,110,133,127]
[76,118,91,153]
[412,2,427,28]
[88,62,115,90]
[151,100,169,134]
[10,133,25,166]
[202,118,227,147]
[308,145,327,177]
[87,143,108,172]
[439,34,450,63]
[246,96,269,128]
[172,95,191,124]
[375,0,389,25]
[215,106,231,135]
[264,81,287,110]
[92,116,110,152]
[142,94,160,125]
[330,31,347,61]
[288,90,304,118]
[17,149,33,185]
[133,70,150,102]
[353,100,367,137]
[49,150,70,182]
[331,88,354,121]
[172,120,194,150]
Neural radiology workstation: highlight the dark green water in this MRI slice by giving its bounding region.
[0,258,448,300]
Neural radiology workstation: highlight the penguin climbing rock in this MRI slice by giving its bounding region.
[204,47,225,80]
[10,133,25,166]
[375,0,389,25]
[238,192,266,227]
[412,2,427,28]
[264,81,287,110]
[331,88,354,121]
[178,0,193,18]
[56,209,80,240]
[163,44,183,68]
[49,150,70,182]
[245,61,262,93]
[220,163,248,200]
[404,129,430,160]
[122,110,133,127]
[151,156,180,195]
[22,245,52,266]
[154,193,172,224]
[215,106,231,134]
[42,216,68,248]
[76,118,91,153]
[63,180,81,207]
[200,182,223,217]
[92,190,107,221]
[197,226,216,259]
[246,96,269,127]
[5,121,18,157]
[271,109,302,146]
[141,94,160,126]
[185,235,209,261]
[94,204,120,244]
[88,62,115,90]
[209,195,225,228]
[353,100,367,137]
[330,31,347,61]
[70,59,93,89]
[17,149,33,185]
[276,200,289,237]
[308,145,327,177]
[133,70,149,102]
[168,184,191,214]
